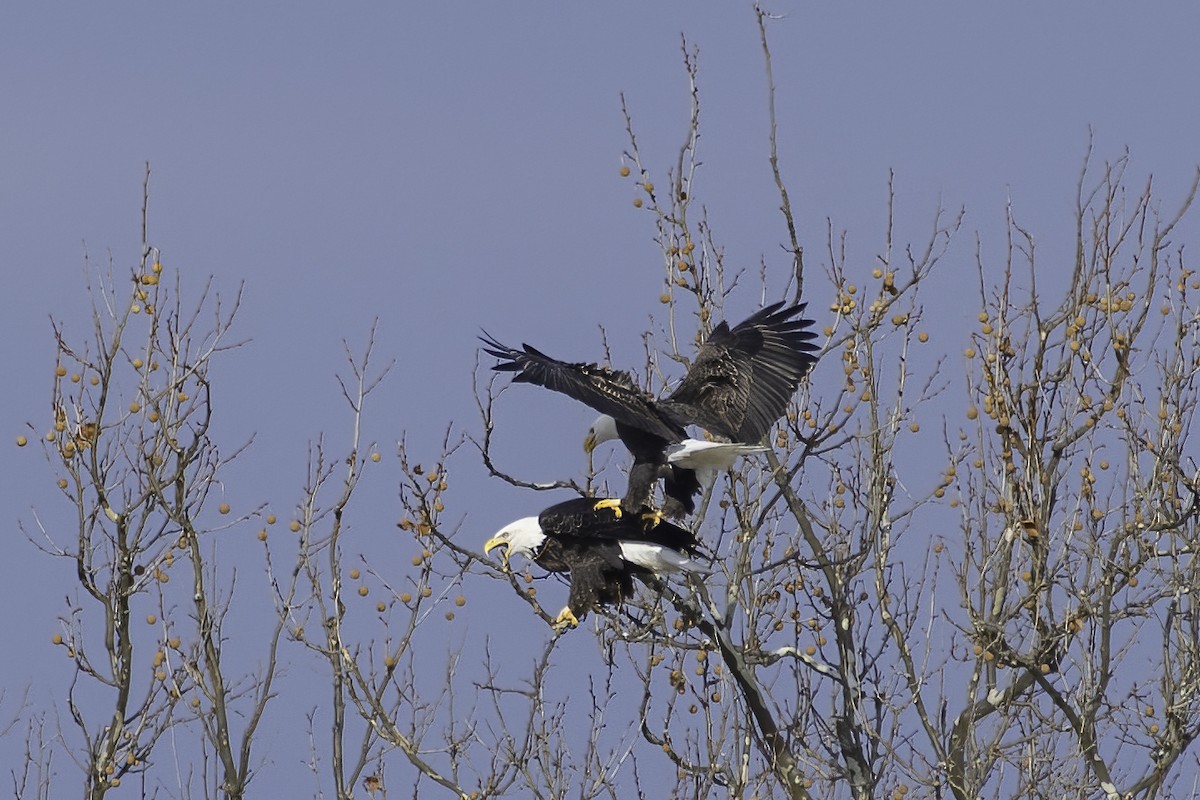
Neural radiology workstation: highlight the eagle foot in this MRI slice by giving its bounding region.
[553,606,580,630]
[592,498,623,519]
[639,508,664,528]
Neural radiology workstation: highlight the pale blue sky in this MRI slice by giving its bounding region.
[3,4,1198,794]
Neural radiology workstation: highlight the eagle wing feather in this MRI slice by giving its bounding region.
[663,301,819,442]
[480,333,682,442]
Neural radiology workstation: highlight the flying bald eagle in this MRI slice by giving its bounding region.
[484,497,701,629]
[481,301,818,516]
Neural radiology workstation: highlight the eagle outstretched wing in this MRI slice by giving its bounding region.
[662,301,819,442]
[480,333,682,442]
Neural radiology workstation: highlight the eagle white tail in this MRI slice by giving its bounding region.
[665,439,769,469]
[618,542,700,573]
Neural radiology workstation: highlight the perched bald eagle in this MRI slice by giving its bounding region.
[484,497,701,629]
[481,301,818,516]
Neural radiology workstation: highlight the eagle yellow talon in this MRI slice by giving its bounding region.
[592,498,623,519]
[640,509,664,528]
[553,606,580,629]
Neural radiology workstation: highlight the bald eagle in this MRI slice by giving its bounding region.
[484,497,701,629]
[481,301,818,516]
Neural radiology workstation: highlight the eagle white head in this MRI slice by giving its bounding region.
[583,414,620,454]
[483,516,545,568]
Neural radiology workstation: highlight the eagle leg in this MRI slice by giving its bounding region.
[592,498,623,519]
[553,606,580,630]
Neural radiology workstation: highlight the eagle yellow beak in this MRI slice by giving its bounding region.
[583,430,598,454]
[483,536,510,568]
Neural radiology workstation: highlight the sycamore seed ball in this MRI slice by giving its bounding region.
[376,602,386,612]
[257,530,267,542]
[349,568,361,579]
[219,503,230,515]
[55,366,67,378]
[267,514,276,525]
[371,452,381,462]
[16,436,27,447]
[620,165,631,177]
[421,587,432,598]
[455,595,466,607]
[147,614,157,625]
[70,373,80,383]
[358,585,369,597]
[52,633,63,645]
[401,592,412,603]
[90,375,99,385]
[411,556,422,566]
[130,401,140,413]
[289,520,301,532]
[57,478,68,489]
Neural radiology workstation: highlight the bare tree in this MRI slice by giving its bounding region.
[945,146,1200,799]
[21,167,285,799]
[15,15,1200,800]
[471,15,1200,800]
